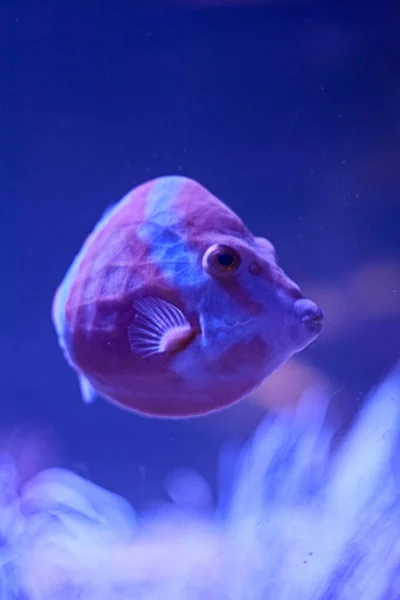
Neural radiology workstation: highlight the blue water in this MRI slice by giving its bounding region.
[2,1,400,598]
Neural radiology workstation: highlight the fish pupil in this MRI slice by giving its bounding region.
[217,253,234,267]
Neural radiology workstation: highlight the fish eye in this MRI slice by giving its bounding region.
[202,244,242,276]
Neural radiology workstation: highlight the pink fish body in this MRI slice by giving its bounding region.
[52,176,323,418]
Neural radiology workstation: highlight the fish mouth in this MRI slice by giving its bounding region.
[294,299,324,336]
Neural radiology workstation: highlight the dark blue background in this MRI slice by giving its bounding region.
[2,0,399,507]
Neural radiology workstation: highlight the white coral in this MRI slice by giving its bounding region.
[0,365,399,599]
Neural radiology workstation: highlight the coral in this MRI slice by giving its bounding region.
[0,364,399,599]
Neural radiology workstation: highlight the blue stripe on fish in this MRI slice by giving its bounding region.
[138,176,203,290]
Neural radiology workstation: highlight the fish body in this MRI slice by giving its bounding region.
[52,176,323,417]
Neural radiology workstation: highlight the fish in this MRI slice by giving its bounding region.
[52,175,324,418]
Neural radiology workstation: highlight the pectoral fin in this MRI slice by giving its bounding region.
[128,297,198,358]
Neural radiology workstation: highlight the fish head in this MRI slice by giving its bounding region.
[191,230,323,377]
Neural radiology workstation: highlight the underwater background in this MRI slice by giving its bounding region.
[2,0,400,597]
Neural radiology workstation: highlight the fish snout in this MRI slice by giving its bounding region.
[294,298,324,335]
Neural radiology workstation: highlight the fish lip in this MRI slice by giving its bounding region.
[301,314,324,335]
[294,299,324,335]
